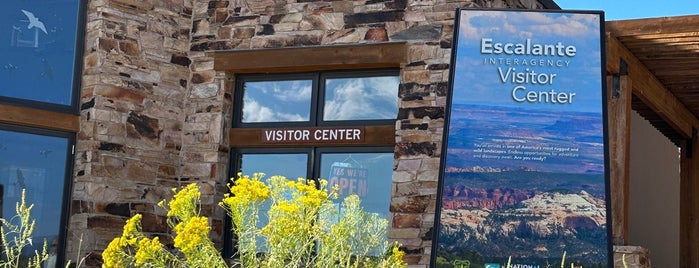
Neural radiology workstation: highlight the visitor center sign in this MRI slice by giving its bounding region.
[432,9,612,268]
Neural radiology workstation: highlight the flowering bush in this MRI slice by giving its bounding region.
[102,183,226,268]
[102,173,406,268]
[0,190,49,268]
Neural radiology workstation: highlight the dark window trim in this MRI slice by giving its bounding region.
[229,147,315,179]
[224,147,313,258]
[224,146,395,257]
[233,72,319,128]
[233,69,399,128]
[0,123,76,268]
[318,69,399,127]
[313,146,395,179]
[0,0,87,115]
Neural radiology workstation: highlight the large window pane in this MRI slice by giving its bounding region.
[0,127,71,265]
[323,76,399,121]
[236,153,309,252]
[238,153,308,179]
[1,1,81,106]
[319,152,393,219]
[242,80,313,123]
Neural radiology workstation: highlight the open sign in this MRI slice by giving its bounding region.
[328,163,368,198]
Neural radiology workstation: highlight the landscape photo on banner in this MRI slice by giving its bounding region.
[432,9,611,268]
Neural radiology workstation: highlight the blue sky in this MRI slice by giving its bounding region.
[555,0,699,20]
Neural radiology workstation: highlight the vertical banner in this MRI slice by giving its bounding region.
[433,9,610,268]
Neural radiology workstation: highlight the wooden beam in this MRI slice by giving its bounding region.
[230,125,395,148]
[606,73,632,245]
[606,34,699,138]
[680,138,699,268]
[212,42,407,73]
[607,15,699,37]
[0,103,80,132]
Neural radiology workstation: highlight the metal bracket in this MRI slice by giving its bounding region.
[688,127,697,158]
[612,59,628,99]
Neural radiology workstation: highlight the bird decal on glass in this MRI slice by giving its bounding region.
[21,9,48,34]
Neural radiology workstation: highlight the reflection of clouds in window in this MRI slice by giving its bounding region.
[242,97,306,122]
[273,82,312,102]
[242,80,311,122]
[360,153,392,164]
[324,76,398,120]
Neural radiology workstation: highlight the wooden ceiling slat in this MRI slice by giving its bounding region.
[607,34,699,138]
[617,32,699,41]
[607,15,699,37]
[622,40,699,49]
[616,44,699,54]
[636,52,699,59]
[642,60,699,68]
[664,80,699,87]
[653,70,699,76]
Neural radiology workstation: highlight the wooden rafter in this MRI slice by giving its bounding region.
[606,34,699,138]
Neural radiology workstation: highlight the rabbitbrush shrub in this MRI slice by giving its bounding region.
[102,173,406,268]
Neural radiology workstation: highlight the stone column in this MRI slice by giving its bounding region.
[71,0,197,266]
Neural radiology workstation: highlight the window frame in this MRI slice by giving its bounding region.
[224,146,395,257]
[0,0,88,114]
[220,42,406,259]
[233,69,400,128]
[233,72,319,128]
[0,123,75,268]
[318,69,400,127]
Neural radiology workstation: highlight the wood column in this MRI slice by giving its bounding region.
[681,135,699,268]
[606,62,632,245]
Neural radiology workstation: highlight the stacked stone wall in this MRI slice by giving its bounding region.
[188,0,546,266]
[70,0,551,266]
[70,0,230,265]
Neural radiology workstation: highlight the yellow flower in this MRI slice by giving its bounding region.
[174,216,210,254]
[119,214,141,246]
[134,237,163,266]
[390,245,407,265]
[102,238,130,268]
[166,183,200,221]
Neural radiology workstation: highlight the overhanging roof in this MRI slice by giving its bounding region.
[607,15,699,145]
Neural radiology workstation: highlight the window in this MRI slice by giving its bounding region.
[0,125,74,267]
[234,70,399,127]
[0,2,83,267]
[226,70,399,256]
[1,0,84,112]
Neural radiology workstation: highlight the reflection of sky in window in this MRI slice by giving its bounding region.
[242,80,312,122]
[319,152,393,219]
[239,153,308,179]
[0,129,68,253]
[323,76,399,121]
[238,153,309,252]
[1,1,81,105]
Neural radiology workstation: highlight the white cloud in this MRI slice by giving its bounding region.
[324,77,398,120]
[273,82,312,102]
[242,98,276,122]
[243,98,306,122]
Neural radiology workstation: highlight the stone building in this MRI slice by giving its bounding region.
[0,0,589,267]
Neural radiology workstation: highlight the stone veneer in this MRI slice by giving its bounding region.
[69,0,551,267]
